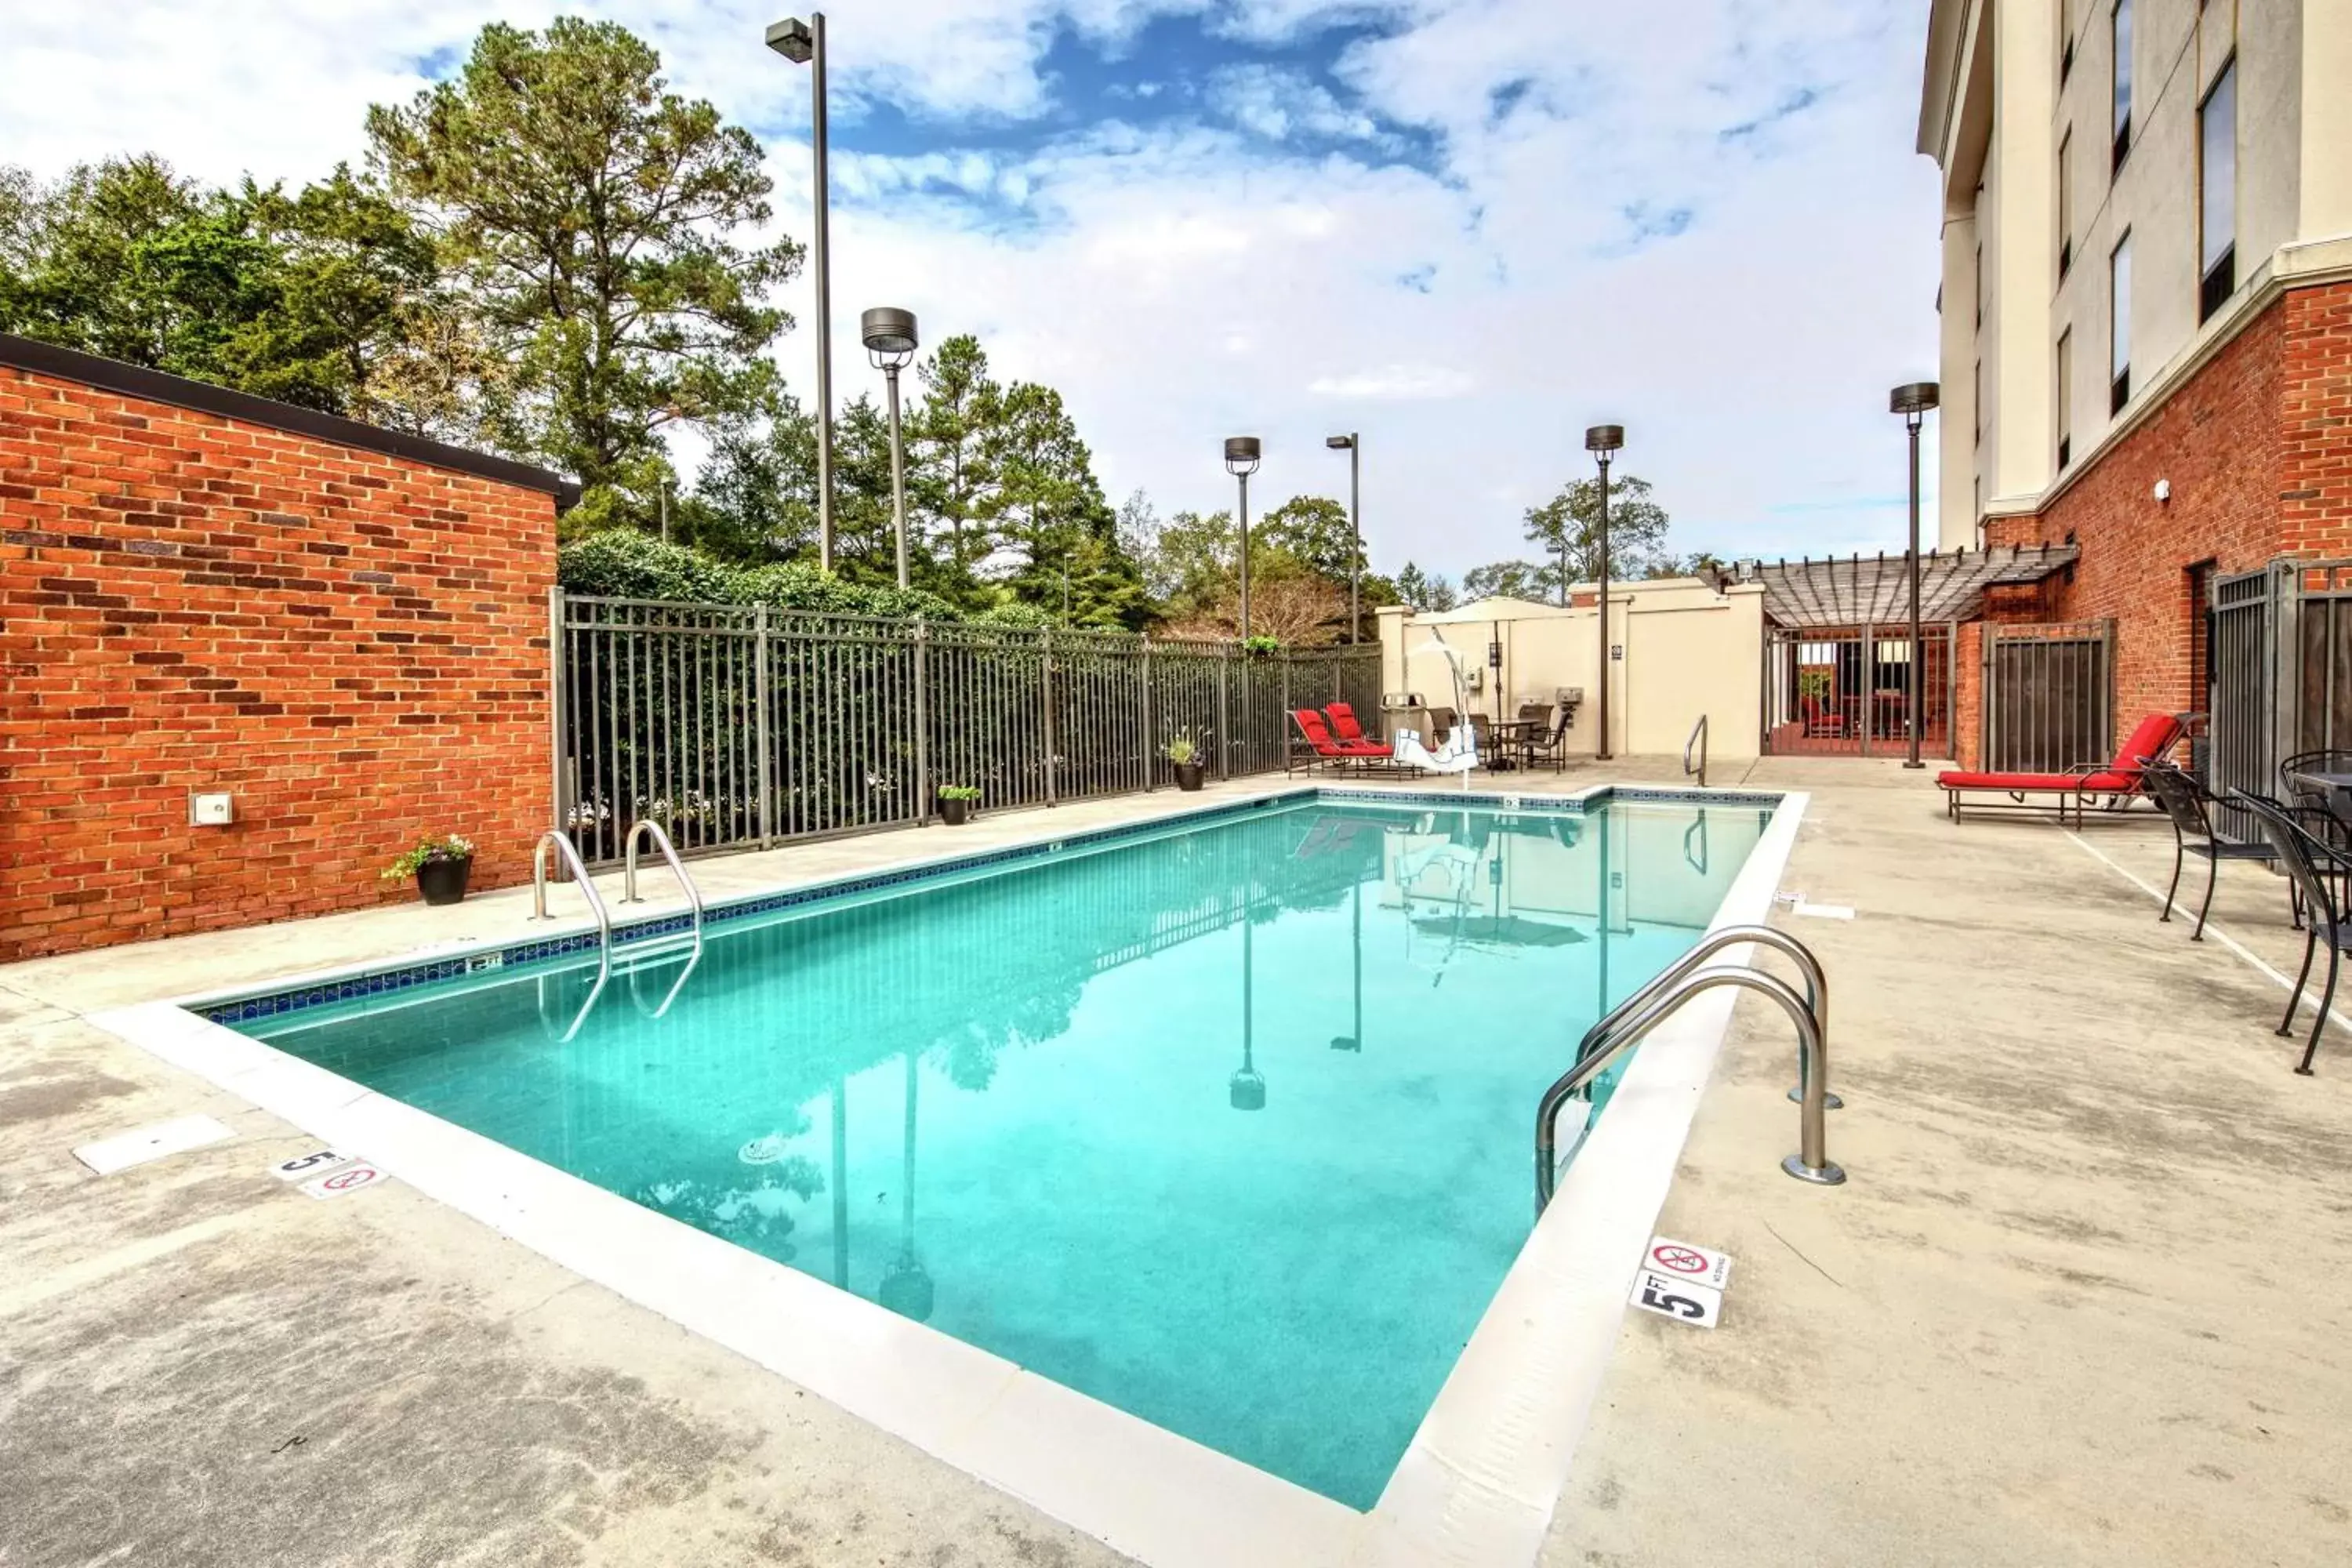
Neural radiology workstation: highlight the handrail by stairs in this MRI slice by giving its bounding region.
[1683,712,1708,788]
[619,818,706,1020]
[531,829,612,1042]
[1537,927,1843,1210]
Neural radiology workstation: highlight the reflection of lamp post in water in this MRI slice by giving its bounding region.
[878,1049,934,1322]
[1230,895,1266,1109]
[1330,877,1363,1051]
[829,1076,849,1289]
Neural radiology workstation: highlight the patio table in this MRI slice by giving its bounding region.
[2289,770,2352,836]
[1477,718,1543,769]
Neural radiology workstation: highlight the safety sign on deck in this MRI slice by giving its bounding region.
[270,1149,357,1182]
[299,1162,390,1200]
[1629,1235,1733,1329]
[1645,1236,1733,1290]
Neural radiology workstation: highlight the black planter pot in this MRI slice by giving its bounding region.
[938,797,973,826]
[1173,760,1206,792]
[415,856,473,906]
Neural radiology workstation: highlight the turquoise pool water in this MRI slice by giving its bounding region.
[240,795,1768,1508]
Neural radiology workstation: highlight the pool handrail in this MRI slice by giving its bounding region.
[622,818,706,941]
[531,829,612,1042]
[1537,926,1843,1209]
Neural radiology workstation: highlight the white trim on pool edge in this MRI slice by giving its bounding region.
[89,782,1810,1568]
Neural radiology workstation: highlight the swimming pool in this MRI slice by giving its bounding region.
[220,792,1770,1511]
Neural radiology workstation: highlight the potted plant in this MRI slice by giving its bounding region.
[382,833,476,906]
[937,785,982,826]
[1164,729,1208,792]
[1241,634,1281,659]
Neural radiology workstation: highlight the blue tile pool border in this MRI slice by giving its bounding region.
[194,783,1778,1027]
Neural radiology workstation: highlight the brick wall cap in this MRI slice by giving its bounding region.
[0,333,580,510]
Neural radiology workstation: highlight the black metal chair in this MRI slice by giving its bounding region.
[1522,707,1571,773]
[2229,791,2352,1075]
[2143,763,2274,940]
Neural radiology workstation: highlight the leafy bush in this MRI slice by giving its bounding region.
[557,531,964,620]
[937,784,982,800]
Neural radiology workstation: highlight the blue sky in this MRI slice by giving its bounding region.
[0,0,1945,582]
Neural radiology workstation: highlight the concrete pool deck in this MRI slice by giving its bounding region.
[4,760,2349,1565]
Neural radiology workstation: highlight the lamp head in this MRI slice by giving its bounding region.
[1889,381,1940,416]
[1224,436,1261,476]
[862,306,918,369]
[1584,423,1624,456]
[1325,434,1355,451]
[764,17,815,62]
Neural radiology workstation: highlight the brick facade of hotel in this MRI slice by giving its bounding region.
[0,338,568,962]
[1947,278,2352,768]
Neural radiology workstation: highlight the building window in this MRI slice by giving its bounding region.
[2200,57,2238,322]
[2111,0,2133,171]
[2058,129,2074,277]
[2110,233,2132,414]
[2056,330,2074,470]
[1973,358,1983,449]
[1974,241,1984,331]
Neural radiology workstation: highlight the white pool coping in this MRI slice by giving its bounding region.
[89,783,1809,1568]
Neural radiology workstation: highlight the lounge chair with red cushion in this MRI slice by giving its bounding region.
[1935,711,2187,827]
[1325,700,1374,744]
[1290,708,1395,771]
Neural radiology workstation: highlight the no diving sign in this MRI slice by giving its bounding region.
[1645,1236,1732,1290]
[1629,1236,1734,1330]
[299,1161,390,1200]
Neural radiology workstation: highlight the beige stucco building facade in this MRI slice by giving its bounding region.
[1375,580,1768,761]
[1920,0,2352,549]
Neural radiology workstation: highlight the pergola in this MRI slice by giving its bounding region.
[1722,543,2080,629]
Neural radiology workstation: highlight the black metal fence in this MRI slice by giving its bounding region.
[1981,619,2114,772]
[2206,560,2352,833]
[550,591,1383,862]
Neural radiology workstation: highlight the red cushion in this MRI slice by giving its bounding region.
[1936,770,2140,793]
[1326,701,1367,741]
[2107,712,2183,771]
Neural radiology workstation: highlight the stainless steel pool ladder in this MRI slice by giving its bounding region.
[1683,712,1708,788]
[619,819,706,1018]
[531,830,613,1041]
[1535,924,1844,1212]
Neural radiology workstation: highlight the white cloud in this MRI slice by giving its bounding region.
[0,0,1944,576]
[1308,366,1475,400]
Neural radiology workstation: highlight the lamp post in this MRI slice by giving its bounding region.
[1890,383,1940,768]
[1225,437,1261,638]
[765,14,835,572]
[1325,432,1361,642]
[1584,424,1624,762]
[864,307,919,588]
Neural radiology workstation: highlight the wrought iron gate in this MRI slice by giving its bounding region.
[1762,624,1955,757]
[2207,560,2352,830]
[1981,620,2114,772]
[550,590,1383,863]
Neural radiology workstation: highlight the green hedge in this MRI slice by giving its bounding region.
[557,531,1091,629]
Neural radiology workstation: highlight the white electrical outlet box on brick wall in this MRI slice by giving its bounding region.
[189,793,234,826]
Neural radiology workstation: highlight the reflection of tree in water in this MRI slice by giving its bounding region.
[635,1106,825,1260]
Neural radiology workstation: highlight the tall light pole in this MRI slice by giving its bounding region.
[1891,383,1940,768]
[864,307,919,588]
[1225,437,1261,638]
[765,15,835,572]
[1585,424,1624,761]
[1325,432,1360,642]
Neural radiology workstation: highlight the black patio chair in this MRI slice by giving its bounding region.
[2141,763,2281,940]
[1522,706,1571,773]
[2229,791,2352,1075]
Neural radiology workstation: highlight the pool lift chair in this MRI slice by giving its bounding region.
[1392,633,1482,787]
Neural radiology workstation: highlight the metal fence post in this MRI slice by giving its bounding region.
[754,603,773,847]
[913,615,931,824]
[547,586,568,834]
[1280,654,1292,777]
[1141,636,1155,790]
[1042,631,1058,808]
[1218,649,1232,779]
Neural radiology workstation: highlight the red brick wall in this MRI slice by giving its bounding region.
[0,365,557,961]
[1947,281,2352,769]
